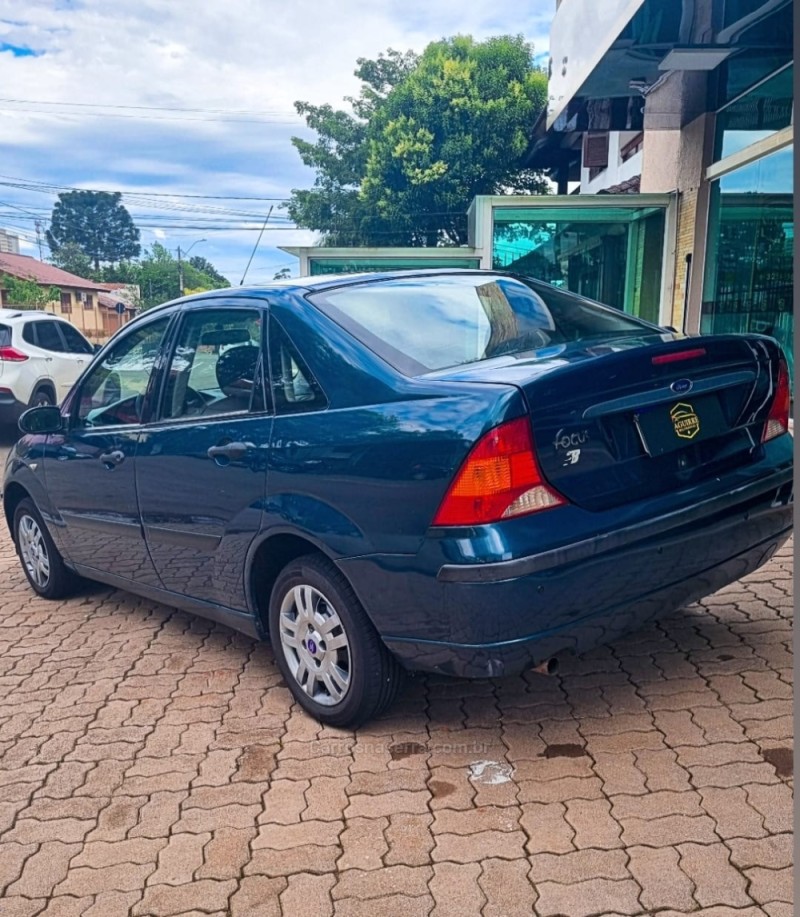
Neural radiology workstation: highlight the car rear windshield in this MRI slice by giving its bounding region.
[0,323,10,347]
[310,273,657,375]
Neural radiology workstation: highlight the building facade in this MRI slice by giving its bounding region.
[536,0,794,368]
[0,253,125,340]
[0,230,21,255]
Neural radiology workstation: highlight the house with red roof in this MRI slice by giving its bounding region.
[0,252,133,341]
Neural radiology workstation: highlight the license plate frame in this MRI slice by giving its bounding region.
[634,394,729,457]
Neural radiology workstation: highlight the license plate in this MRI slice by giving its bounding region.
[634,394,729,457]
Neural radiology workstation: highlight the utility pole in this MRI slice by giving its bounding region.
[34,220,43,260]
[177,245,183,297]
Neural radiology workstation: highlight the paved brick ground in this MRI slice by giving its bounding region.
[0,429,793,916]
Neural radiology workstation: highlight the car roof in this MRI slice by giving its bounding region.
[143,268,502,316]
[0,308,64,322]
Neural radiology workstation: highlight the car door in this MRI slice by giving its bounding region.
[135,303,269,610]
[42,313,173,586]
[22,319,88,404]
[55,321,95,393]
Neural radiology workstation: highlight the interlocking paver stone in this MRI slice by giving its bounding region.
[0,449,792,917]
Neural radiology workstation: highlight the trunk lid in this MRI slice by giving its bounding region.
[427,333,786,512]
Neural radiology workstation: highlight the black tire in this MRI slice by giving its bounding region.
[268,553,403,727]
[13,498,79,599]
[29,387,55,408]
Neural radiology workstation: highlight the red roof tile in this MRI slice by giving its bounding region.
[0,252,107,290]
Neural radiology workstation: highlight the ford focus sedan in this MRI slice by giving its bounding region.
[2,271,793,726]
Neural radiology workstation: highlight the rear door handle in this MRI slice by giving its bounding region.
[99,450,125,467]
[207,441,253,462]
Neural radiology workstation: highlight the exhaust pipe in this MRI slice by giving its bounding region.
[532,657,559,676]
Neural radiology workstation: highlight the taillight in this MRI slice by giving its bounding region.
[762,358,791,443]
[0,346,28,362]
[651,347,707,365]
[432,416,566,526]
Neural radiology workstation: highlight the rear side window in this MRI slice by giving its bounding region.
[268,315,327,414]
[30,321,65,353]
[0,323,10,347]
[311,274,655,375]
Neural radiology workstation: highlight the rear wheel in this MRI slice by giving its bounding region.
[13,498,78,599]
[268,554,403,727]
[29,387,54,408]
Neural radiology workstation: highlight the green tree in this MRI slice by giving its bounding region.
[102,244,230,308]
[188,255,230,287]
[50,242,94,279]
[273,267,291,280]
[2,276,60,309]
[287,37,548,246]
[46,190,141,270]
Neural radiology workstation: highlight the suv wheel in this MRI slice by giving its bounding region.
[29,387,54,408]
[13,498,78,599]
[268,554,403,727]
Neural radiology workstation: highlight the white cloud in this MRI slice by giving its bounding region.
[0,0,552,281]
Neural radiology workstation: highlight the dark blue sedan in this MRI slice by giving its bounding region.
[2,271,793,726]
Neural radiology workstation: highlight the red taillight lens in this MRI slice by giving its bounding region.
[0,346,28,362]
[651,347,707,365]
[432,416,566,526]
[762,358,791,443]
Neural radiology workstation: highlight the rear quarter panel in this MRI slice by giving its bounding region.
[262,293,526,557]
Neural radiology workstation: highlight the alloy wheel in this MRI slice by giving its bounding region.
[278,584,351,706]
[18,514,51,589]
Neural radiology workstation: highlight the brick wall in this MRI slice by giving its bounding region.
[671,188,698,331]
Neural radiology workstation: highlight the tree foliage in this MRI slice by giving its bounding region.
[287,36,548,246]
[2,276,60,309]
[188,255,229,287]
[46,191,141,269]
[50,242,94,279]
[102,243,230,309]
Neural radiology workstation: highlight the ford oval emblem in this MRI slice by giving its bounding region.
[671,378,693,395]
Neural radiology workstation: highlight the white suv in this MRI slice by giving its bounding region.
[0,309,95,425]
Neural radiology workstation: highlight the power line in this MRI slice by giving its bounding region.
[0,97,299,116]
[0,107,304,125]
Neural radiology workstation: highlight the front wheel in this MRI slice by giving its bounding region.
[268,554,403,727]
[13,498,79,599]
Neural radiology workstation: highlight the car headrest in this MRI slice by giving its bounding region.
[215,344,258,400]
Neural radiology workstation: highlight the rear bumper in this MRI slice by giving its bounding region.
[341,458,793,678]
[0,391,26,425]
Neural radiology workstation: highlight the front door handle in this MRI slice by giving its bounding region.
[207,441,252,463]
[99,449,125,468]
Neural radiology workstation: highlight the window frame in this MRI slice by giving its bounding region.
[150,301,270,427]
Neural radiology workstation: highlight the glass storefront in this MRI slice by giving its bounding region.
[492,205,666,322]
[715,64,793,160]
[308,256,481,275]
[701,145,794,374]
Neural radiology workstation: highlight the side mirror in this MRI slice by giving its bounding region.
[94,343,103,353]
[18,405,64,435]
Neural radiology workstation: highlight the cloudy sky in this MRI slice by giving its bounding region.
[0,0,551,284]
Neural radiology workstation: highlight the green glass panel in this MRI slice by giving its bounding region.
[492,206,665,321]
[715,65,793,161]
[701,146,793,376]
[308,257,480,275]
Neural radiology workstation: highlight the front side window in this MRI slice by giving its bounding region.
[311,274,654,375]
[59,322,94,355]
[160,308,263,421]
[76,317,170,428]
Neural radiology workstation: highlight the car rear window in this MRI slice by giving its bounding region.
[310,274,656,375]
[0,323,10,347]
